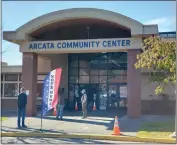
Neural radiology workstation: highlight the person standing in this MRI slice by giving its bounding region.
[17,87,27,128]
[81,89,87,119]
[56,88,65,120]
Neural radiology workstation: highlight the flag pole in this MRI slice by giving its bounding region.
[40,73,48,132]
[40,80,46,132]
[40,97,43,132]
[39,72,50,133]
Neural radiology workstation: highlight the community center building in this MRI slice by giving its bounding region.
[2,8,176,117]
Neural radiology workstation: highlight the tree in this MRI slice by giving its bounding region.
[135,36,176,138]
[134,36,176,95]
[1,23,13,54]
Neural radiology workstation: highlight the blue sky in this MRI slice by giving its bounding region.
[2,1,176,65]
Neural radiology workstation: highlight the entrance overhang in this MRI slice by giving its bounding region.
[3,8,158,44]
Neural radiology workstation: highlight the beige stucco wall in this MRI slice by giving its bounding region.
[141,74,175,101]
[2,65,22,73]
[37,55,51,73]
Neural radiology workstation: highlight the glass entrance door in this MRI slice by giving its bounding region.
[99,84,108,110]
[108,84,119,109]
[119,84,127,108]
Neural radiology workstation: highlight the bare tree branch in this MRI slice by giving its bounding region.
[1,21,13,54]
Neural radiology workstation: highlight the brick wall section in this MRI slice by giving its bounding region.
[127,49,141,118]
[22,53,38,116]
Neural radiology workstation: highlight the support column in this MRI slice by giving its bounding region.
[22,52,38,116]
[50,54,68,104]
[127,49,141,118]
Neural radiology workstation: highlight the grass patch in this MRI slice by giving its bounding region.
[1,117,7,121]
[137,121,175,138]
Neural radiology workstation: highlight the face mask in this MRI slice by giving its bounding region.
[25,90,29,95]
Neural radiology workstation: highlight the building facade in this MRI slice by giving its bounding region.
[2,8,176,117]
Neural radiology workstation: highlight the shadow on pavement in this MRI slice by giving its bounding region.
[1,111,18,117]
[1,126,68,134]
[32,109,127,131]
[38,108,127,118]
[38,116,115,131]
[4,137,116,144]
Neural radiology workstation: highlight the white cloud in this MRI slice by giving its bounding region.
[144,17,167,25]
[144,17,176,32]
[144,17,175,25]
[13,58,22,65]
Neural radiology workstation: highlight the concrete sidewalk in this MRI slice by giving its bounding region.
[2,114,115,135]
[1,110,174,137]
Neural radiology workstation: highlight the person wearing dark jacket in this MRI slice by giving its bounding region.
[17,87,27,128]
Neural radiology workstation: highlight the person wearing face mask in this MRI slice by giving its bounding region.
[17,87,27,128]
[81,89,87,119]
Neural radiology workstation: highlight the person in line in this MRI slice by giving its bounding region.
[81,89,87,119]
[56,88,65,120]
[17,87,27,128]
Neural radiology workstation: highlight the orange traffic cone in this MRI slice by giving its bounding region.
[53,108,57,116]
[112,116,121,135]
[93,101,96,111]
[75,102,78,111]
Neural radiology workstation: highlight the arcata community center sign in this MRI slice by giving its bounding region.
[28,38,131,50]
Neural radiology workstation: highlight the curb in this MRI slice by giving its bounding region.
[1,132,176,144]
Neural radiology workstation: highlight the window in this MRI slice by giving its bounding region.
[108,76,127,83]
[99,84,107,94]
[99,60,107,65]
[79,76,89,83]
[5,74,18,81]
[1,74,3,81]
[100,70,107,75]
[90,70,99,75]
[69,76,79,83]
[108,70,127,76]
[19,83,23,93]
[37,83,43,98]
[69,68,78,75]
[99,76,107,83]
[19,74,22,81]
[1,83,3,97]
[108,52,127,61]
[90,76,99,83]
[69,84,75,99]
[69,55,78,61]
[69,60,78,67]
[4,83,18,97]
[79,60,89,67]
[68,53,128,110]
[79,68,89,75]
